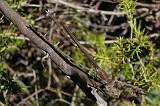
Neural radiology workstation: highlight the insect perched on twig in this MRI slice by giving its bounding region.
[52,18,109,82]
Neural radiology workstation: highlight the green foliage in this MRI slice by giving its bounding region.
[71,0,160,105]
[119,0,137,38]
[112,37,158,89]
[0,24,25,61]
[71,48,86,66]
[0,24,15,60]
[148,88,160,105]
[0,0,32,61]
[7,0,26,17]
[119,0,137,20]
[7,0,23,8]
[0,0,159,105]
[73,18,160,91]
[0,64,22,95]
[117,0,160,90]
[0,1,28,104]
[7,0,35,24]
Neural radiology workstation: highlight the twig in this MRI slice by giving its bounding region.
[0,15,4,23]
[45,87,72,97]
[0,101,4,106]
[74,16,129,32]
[16,89,44,106]
[47,20,54,88]
[79,40,118,45]
[0,0,97,101]
[47,58,52,88]
[71,85,79,106]
[22,3,41,8]
[52,99,71,105]
[0,1,146,105]
[46,2,60,87]
[47,0,125,16]
[137,2,160,8]
[32,68,39,106]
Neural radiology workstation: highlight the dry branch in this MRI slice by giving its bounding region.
[0,0,97,101]
[0,0,146,105]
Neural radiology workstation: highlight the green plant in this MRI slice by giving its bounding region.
[71,0,160,105]
[0,0,30,104]
[0,23,25,61]
[0,64,22,103]
[119,0,137,38]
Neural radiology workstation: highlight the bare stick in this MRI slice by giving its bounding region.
[0,0,97,100]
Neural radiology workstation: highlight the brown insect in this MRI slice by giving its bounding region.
[56,20,108,81]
